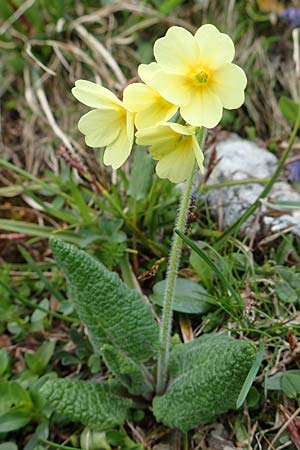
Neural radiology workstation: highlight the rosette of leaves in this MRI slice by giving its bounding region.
[40,239,257,433]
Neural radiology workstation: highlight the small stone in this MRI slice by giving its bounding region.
[206,134,300,235]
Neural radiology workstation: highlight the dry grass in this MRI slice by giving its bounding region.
[0,0,298,179]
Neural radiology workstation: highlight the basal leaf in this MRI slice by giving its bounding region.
[101,344,153,395]
[40,379,131,431]
[50,239,159,362]
[153,334,256,431]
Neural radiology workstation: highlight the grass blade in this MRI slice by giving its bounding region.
[236,342,264,408]
[0,219,81,243]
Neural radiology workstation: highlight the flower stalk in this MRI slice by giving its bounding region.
[156,127,206,395]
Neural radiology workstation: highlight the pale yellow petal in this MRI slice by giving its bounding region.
[78,109,120,147]
[123,83,156,112]
[126,111,135,145]
[135,101,177,130]
[167,123,195,136]
[151,71,192,106]
[72,80,123,109]
[180,89,223,128]
[154,26,200,74]
[195,24,235,70]
[123,83,177,129]
[212,63,247,109]
[136,124,177,147]
[152,138,195,183]
[138,62,161,85]
[192,136,204,173]
[103,116,134,169]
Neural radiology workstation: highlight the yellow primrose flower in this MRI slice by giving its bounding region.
[123,63,178,130]
[148,24,247,128]
[136,123,204,184]
[72,80,134,169]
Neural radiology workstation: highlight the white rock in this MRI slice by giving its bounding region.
[206,134,300,235]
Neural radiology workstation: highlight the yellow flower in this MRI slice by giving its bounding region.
[148,24,247,128]
[136,123,204,183]
[72,80,134,169]
[123,63,178,130]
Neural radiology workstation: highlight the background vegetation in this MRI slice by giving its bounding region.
[1,0,300,449]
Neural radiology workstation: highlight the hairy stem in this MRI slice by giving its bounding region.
[156,128,206,395]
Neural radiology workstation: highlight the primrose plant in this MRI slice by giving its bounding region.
[41,25,256,436]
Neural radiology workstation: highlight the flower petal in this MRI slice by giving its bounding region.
[195,24,235,70]
[135,103,177,130]
[138,62,161,85]
[103,115,134,169]
[124,83,177,129]
[72,80,123,109]
[136,124,177,147]
[212,63,247,109]
[167,123,195,135]
[126,111,135,145]
[154,26,200,74]
[151,71,192,106]
[78,109,121,147]
[123,83,157,112]
[180,89,223,128]
[151,138,196,183]
[192,136,204,173]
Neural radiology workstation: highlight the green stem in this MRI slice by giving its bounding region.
[183,432,189,450]
[215,101,300,248]
[156,128,205,395]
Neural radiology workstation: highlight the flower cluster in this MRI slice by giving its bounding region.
[72,24,247,183]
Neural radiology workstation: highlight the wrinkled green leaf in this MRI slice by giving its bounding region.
[101,344,153,395]
[50,239,159,362]
[40,379,131,431]
[153,334,256,431]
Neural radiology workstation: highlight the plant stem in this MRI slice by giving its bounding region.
[215,100,300,248]
[156,128,205,395]
[183,432,189,450]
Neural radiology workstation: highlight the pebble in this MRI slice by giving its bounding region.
[206,134,300,236]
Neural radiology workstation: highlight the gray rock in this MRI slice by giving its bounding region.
[206,134,300,235]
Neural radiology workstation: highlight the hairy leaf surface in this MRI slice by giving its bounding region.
[101,344,153,395]
[40,379,131,431]
[50,239,159,362]
[153,334,256,431]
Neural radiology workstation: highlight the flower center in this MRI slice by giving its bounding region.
[193,69,209,86]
